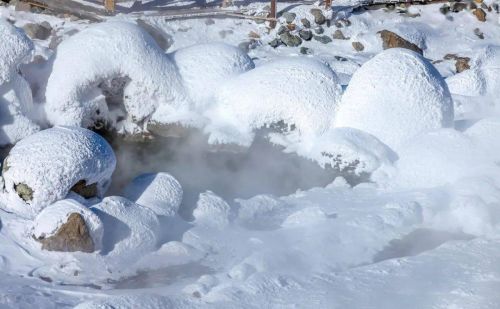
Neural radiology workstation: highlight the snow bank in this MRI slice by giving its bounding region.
[75,295,183,309]
[123,172,183,216]
[32,199,104,250]
[170,42,255,109]
[45,21,189,131]
[2,127,116,217]
[0,19,33,84]
[206,57,343,147]
[334,48,454,150]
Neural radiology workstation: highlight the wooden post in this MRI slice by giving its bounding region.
[104,0,115,14]
[269,0,277,28]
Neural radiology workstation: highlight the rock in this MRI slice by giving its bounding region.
[336,18,351,28]
[248,31,260,39]
[36,213,94,253]
[283,12,296,23]
[474,28,484,39]
[335,55,348,61]
[301,18,311,28]
[314,26,324,34]
[287,23,296,31]
[473,8,486,21]
[310,8,326,25]
[204,18,215,25]
[269,38,281,48]
[14,1,31,12]
[277,25,288,35]
[352,41,365,51]
[299,29,312,41]
[493,3,499,13]
[23,22,52,40]
[136,19,173,51]
[386,3,395,10]
[279,32,302,47]
[15,183,33,202]
[455,57,470,73]
[469,2,477,10]
[333,29,348,40]
[238,40,258,53]
[451,2,467,12]
[313,35,332,44]
[300,47,312,55]
[439,4,450,14]
[378,30,423,55]
[71,180,98,199]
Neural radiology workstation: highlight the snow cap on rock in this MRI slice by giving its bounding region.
[0,19,34,84]
[334,48,454,150]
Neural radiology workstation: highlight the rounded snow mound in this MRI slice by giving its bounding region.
[2,127,116,217]
[75,295,180,309]
[207,57,343,147]
[32,199,104,250]
[0,19,34,84]
[335,48,454,150]
[170,42,255,109]
[123,172,183,216]
[45,21,189,131]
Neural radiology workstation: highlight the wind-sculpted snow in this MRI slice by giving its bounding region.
[335,48,454,150]
[2,127,116,217]
[45,21,189,132]
[206,57,343,147]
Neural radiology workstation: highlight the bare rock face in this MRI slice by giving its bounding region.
[378,30,423,55]
[36,213,94,253]
[15,183,33,202]
[71,180,98,199]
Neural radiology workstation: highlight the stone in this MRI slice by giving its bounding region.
[204,18,215,25]
[269,38,281,48]
[469,2,477,10]
[439,4,450,15]
[283,12,296,23]
[136,19,173,51]
[314,26,324,34]
[314,35,332,44]
[378,30,423,54]
[14,1,31,12]
[279,32,302,47]
[451,2,467,12]
[335,55,348,61]
[36,213,94,253]
[238,40,258,53]
[23,22,52,40]
[15,183,33,202]
[248,31,260,39]
[474,28,484,39]
[386,3,395,10]
[310,8,326,25]
[299,29,313,41]
[287,23,296,31]
[455,57,470,73]
[473,8,486,22]
[300,47,312,55]
[301,18,311,28]
[71,180,98,199]
[352,41,365,51]
[333,29,348,40]
[277,25,288,35]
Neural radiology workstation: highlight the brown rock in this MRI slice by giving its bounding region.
[71,180,98,199]
[378,30,423,55]
[333,29,348,40]
[248,31,260,39]
[473,8,487,22]
[352,41,365,51]
[286,23,296,31]
[455,57,471,73]
[36,213,94,253]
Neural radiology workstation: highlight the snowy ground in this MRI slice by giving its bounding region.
[1,0,500,308]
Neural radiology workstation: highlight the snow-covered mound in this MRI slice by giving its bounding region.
[170,42,255,109]
[0,19,40,146]
[123,172,183,216]
[193,191,231,229]
[32,199,104,250]
[45,21,189,132]
[334,48,454,150]
[206,57,343,147]
[2,127,116,217]
[75,295,183,309]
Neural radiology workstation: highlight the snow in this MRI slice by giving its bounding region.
[32,199,104,250]
[193,191,231,229]
[1,126,116,217]
[0,19,34,84]
[206,57,343,147]
[123,172,183,216]
[45,21,190,132]
[334,48,454,150]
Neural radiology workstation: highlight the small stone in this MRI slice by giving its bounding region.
[310,8,326,25]
[386,3,395,10]
[333,29,348,40]
[352,41,365,51]
[474,27,484,39]
[335,19,351,28]
[451,2,467,12]
[314,26,324,34]
[282,12,296,24]
[15,183,33,202]
[277,25,288,35]
[300,47,312,55]
[301,18,311,28]
[268,38,281,48]
[334,55,348,61]
[378,29,423,54]
[204,18,215,25]
[313,35,332,44]
[280,32,302,47]
[23,22,52,40]
[455,57,471,73]
[469,2,478,10]
[287,23,296,31]
[439,4,450,15]
[298,29,312,41]
[248,31,260,39]
[71,180,98,199]
[473,8,487,21]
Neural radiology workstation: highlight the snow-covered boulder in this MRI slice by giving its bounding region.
[334,48,454,150]
[193,191,231,229]
[123,172,183,216]
[206,57,343,147]
[45,21,189,132]
[170,42,255,109]
[0,19,40,146]
[2,127,116,217]
[32,199,104,253]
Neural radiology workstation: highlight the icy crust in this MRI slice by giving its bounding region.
[2,127,116,217]
[91,196,160,264]
[334,48,454,150]
[32,199,104,250]
[170,43,255,109]
[123,172,183,216]
[45,21,189,130]
[206,57,343,147]
[0,19,34,84]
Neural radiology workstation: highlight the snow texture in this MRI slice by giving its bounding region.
[32,199,104,250]
[206,57,343,147]
[0,19,33,84]
[334,48,454,150]
[123,172,183,216]
[193,191,231,229]
[2,127,116,217]
[45,21,189,131]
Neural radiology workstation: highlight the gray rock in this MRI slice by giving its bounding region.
[313,35,332,44]
[136,19,173,51]
[269,38,281,48]
[283,12,296,23]
[277,25,288,35]
[280,32,302,47]
[474,27,484,39]
[15,183,33,202]
[439,4,450,15]
[333,29,348,40]
[451,1,467,12]
[204,18,215,25]
[23,22,52,40]
[386,3,395,10]
[334,55,348,61]
[310,8,326,25]
[352,41,365,51]
[300,47,312,55]
[238,40,259,53]
[335,19,351,28]
[299,29,313,41]
[378,29,423,54]
[301,18,311,28]
[314,26,324,34]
